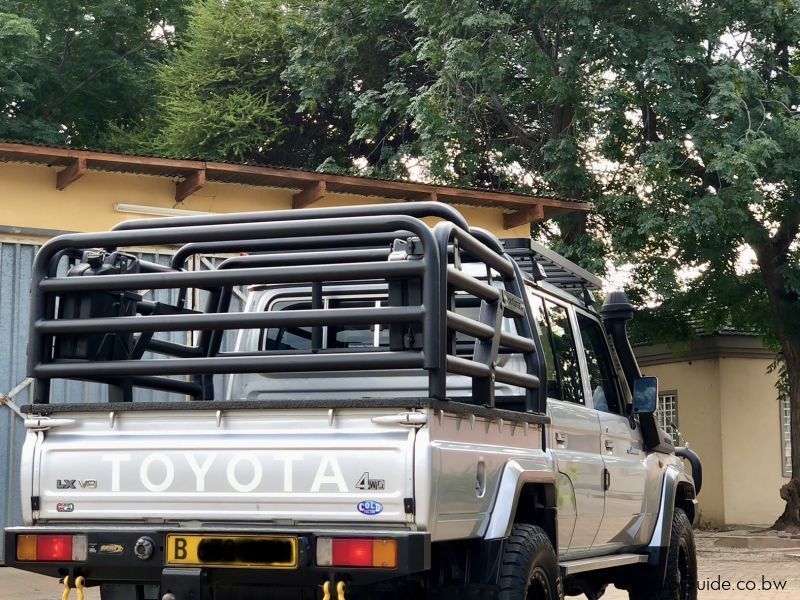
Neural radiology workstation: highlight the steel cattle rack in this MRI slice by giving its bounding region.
[27,202,546,412]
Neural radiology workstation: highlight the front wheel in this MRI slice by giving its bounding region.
[629,508,697,600]
[498,524,562,600]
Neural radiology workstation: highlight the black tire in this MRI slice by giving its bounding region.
[498,524,562,600]
[629,508,697,600]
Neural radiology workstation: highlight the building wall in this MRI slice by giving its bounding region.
[638,351,787,527]
[718,358,786,525]
[640,359,726,527]
[0,163,529,237]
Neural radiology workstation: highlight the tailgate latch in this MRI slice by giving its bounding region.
[371,412,427,426]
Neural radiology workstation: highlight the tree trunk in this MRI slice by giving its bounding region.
[772,340,800,530]
[753,239,800,530]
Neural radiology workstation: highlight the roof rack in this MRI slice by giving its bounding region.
[501,238,602,291]
[28,202,548,413]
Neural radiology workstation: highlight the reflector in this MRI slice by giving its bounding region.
[16,535,37,561]
[372,539,397,568]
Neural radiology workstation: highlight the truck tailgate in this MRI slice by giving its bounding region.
[27,407,417,525]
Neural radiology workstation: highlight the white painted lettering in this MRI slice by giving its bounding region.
[274,453,303,492]
[102,454,131,492]
[226,455,263,492]
[184,453,217,492]
[140,453,175,492]
[311,456,348,492]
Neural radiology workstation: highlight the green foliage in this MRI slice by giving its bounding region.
[126,0,362,166]
[595,0,800,362]
[4,0,798,375]
[0,0,188,147]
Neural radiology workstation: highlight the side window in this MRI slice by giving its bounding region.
[528,291,584,404]
[577,314,622,414]
[527,294,558,390]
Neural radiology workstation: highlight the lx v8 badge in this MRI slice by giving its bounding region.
[57,479,98,489]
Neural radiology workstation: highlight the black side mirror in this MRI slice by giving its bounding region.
[632,376,659,414]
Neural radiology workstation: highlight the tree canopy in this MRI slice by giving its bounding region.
[0,0,187,146]
[2,0,800,524]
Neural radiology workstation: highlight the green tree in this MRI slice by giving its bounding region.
[284,0,800,526]
[35,0,800,524]
[0,0,187,147]
[286,0,609,264]
[130,0,357,166]
[596,0,800,527]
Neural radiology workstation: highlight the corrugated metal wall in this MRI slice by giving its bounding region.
[0,241,37,562]
[0,240,245,560]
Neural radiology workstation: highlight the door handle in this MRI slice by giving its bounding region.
[604,439,615,451]
[555,431,568,444]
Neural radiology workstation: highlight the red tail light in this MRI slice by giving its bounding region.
[317,537,398,568]
[36,535,73,562]
[331,539,373,567]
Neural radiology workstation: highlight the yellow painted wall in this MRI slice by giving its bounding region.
[0,163,530,237]
[718,358,786,525]
[641,360,726,527]
[641,357,787,527]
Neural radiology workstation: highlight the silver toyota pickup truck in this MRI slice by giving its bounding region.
[5,202,701,600]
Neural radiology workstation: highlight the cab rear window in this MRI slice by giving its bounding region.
[260,299,385,351]
[258,295,515,354]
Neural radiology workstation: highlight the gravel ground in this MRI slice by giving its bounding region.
[603,531,800,599]
[3,531,800,600]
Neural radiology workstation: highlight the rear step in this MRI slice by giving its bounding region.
[560,554,648,576]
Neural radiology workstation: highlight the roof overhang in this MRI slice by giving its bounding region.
[0,142,591,230]
[634,335,776,367]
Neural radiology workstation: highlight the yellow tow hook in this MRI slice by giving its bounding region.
[61,576,71,600]
[322,580,347,600]
[61,575,86,600]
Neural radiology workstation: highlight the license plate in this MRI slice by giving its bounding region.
[165,535,298,569]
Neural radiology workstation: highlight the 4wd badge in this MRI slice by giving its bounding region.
[355,472,385,491]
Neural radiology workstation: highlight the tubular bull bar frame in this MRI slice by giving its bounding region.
[28,202,544,411]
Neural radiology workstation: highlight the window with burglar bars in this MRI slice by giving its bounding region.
[782,395,792,477]
[657,392,679,444]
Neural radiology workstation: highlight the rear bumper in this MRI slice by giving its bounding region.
[4,526,430,589]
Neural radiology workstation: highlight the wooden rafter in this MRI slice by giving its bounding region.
[292,181,327,209]
[56,157,87,191]
[0,142,591,217]
[504,205,545,230]
[175,169,206,203]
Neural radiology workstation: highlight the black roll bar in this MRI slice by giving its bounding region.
[28,204,545,411]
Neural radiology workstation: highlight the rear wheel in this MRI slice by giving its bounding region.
[628,508,697,600]
[498,524,562,600]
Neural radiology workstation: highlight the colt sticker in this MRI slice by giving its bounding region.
[357,500,383,515]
